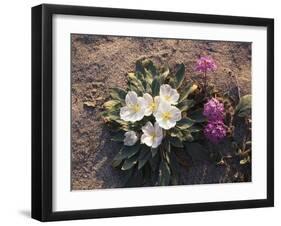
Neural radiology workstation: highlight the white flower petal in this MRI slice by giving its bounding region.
[142,121,154,135]
[154,101,182,129]
[153,96,160,115]
[160,84,170,97]
[124,131,138,146]
[125,91,138,106]
[135,110,145,121]
[141,133,153,147]
[138,96,146,105]
[157,118,170,130]
[169,89,180,104]
[120,92,145,122]
[159,84,179,105]
[120,106,133,121]
[141,121,163,148]
[166,120,177,129]
[154,122,163,137]
[129,113,139,122]
[143,93,153,103]
[152,136,162,148]
[170,106,182,121]
[143,93,153,116]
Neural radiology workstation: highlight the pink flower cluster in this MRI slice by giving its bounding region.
[203,98,224,121]
[203,98,226,144]
[195,56,217,73]
[204,121,227,144]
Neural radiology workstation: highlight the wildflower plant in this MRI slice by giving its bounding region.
[102,59,200,186]
[195,56,217,89]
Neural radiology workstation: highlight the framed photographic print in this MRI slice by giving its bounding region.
[31,4,274,221]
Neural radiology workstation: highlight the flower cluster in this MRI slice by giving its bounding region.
[203,98,226,144]
[203,98,224,121]
[120,84,182,148]
[203,121,227,144]
[195,56,217,73]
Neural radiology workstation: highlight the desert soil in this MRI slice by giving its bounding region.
[71,34,251,190]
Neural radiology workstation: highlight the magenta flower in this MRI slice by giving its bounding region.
[203,98,224,121]
[195,56,217,73]
[204,121,227,144]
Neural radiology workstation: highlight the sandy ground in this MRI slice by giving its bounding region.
[71,34,251,190]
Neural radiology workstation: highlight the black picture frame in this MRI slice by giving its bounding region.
[32,4,274,222]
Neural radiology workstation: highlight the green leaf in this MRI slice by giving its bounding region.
[151,147,158,158]
[159,66,170,82]
[151,78,160,96]
[168,78,176,88]
[128,73,145,94]
[103,100,121,111]
[129,84,142,96]
[149,153,160,172]
[175,63,185,88]
[104,111,119,121]
[158,160,171,186]
[110,88,127,101]
[170,127,184,139]
[178,83,198,103]
[169,136,184,148]
[143,59,157,77]
[113,144,140,161]
[121,155,138,170]
[163,143,171,165]
[111,132,125,142]
[176,118,195,130]
[170,126,194,143]
[104,111,128,126]
[177,100,195,112]
[188,125,201,133]
[145,82,152,94]
[136,60,146,75]
[235,94,252,117]
[136,71,148,90]
[181,130,194,142]
[127,72,136,80]
[127,74,144,95]
[112,159,123,168]
[138,146,152,170]
[169,151,180,185]
[188,108,206,122]
[144,70,153,85]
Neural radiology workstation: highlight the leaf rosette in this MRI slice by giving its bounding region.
[102,59,203,186]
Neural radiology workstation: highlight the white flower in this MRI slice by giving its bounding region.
[124,131,138,146]
[143,93,160,116]
[155,101,182,130]
[159,84,180,105]
[141,122,163,148]
[120,91,146,122]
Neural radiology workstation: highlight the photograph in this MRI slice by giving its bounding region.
[30,3,274,221]
[71,34,252,190]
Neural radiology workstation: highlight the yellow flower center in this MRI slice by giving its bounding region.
[162,112,172,121]
[131,104,141,113]
[150,132,156,141]
[149,102,156,111]
[164,95,171,101]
